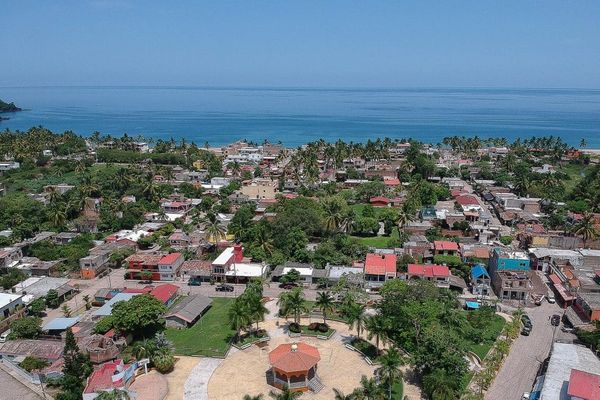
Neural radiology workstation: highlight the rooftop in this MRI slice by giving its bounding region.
[269,342,320,373]
[365,253,397,275]
[165,294,212,323]
[407,264,450,278]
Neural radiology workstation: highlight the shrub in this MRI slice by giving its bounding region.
[499,236,513,246]
[308,323,319,331]
[20,356,49,372]
[317,323,329,333]
[288,322,301,333]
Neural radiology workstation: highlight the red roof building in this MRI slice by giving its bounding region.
[456,195,481,209]
[83,359,136,398]
[268,342,321,392]
[407,264,451,288]
[568,369,600,400]
[150,284,179,305]
[365,253,397,287]
[434,240,459,255]
[369,196,390,207]
[384,178,401,186]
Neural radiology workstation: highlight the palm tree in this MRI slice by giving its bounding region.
[365,315,388,354]
[47,205,67,229]
[346,302,367,339]
[133,339,158,360]
[249,294,269,332]
[353,375,385,400]
[572,212,599,247]
[333,388,355,400]
[268,385,301,400]
[277,288,308,325]
[315,291,334,325]
[61,304,72,317]
[375,348,405,400]
[228,298,251,342]
[243,395,264,400]
[96,390,131,400]
[203,212,227,244]
[422,369,457,400]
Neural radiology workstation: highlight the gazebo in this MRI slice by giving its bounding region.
[268,342,322,392]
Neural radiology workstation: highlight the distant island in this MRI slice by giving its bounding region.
[0,98,22,121]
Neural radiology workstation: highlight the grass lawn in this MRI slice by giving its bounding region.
[351,337,381,361]
[299,324,336,338]
[165,297,236,357]
[559,163,590,192]
[465,314,506,360]
[392,379,404,399]
[352,227,400,248]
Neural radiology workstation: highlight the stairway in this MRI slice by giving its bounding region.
[308,376,324,393]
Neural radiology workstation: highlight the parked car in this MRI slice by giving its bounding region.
[215,284,234,292]
[188,277,202,286]
[547,290,556,303]
[279,283,298,289]
[550,314,560,326]
[521,314,533,335]
[561,326,575,333]
[0,329,11,343]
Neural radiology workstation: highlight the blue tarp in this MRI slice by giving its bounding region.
[471,264,490,279]
[466,301,480,309]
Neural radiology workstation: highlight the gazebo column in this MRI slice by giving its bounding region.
[287,375,290,387]
[304,371,308,386]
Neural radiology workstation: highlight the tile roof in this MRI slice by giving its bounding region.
[407,264,450,278]
[0,339,64,360]
[159,253,183,265]
[434,240,459,251]
[365,253,397,275]
[84,359,128,394]
[269,343,320,373]
[456,195,480,206]
[568,369,600,400]
[150,284,179,304]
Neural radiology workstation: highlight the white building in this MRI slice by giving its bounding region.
[0,293,24,318]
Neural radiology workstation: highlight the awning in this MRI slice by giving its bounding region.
[549,274,562,285]
[555,283,575,302]
[466,301,480,309]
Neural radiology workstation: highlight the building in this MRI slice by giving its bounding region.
[272,262,317,286]
[93,293,139,318]
[83,359,137,400]
[268,342,322,393]
[165,295,212,329]
[492,270,532,302]
[211,245,267,283]
[364,253,397,288]
[0,293,24,318]
[80,251,111,279]
[12,277,75,301]
[0,247,23,269]
[537,343,600,400]
[157,253,184,281]
[574,292,600,322]
[150,284,179,306]
[0,339,64,363]
[470,265,492,296]
[406,264,450,288]
[240,180,277,200]
[0,161,20,171]
[489,248,530,275]
[433,240,459,256]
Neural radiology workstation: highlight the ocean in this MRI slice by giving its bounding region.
[1,86,599,147]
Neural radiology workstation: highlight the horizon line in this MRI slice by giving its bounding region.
[1,84,600,92]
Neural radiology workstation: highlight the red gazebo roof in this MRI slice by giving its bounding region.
[269,342,320,373]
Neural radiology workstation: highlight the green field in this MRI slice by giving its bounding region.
[351,227,400,248]
[165,297,236,357]
[559,163,590,192]
[465,314,506,360]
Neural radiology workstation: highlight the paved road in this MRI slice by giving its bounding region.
[485,302,575,400]
[43,269,323,323]
[0,367,43,400]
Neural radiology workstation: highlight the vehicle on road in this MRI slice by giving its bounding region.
[550,314,560,326]
[279,283,298,289]
[0,329,10,343]
[215,284,234,292]
[521,314,533,335]
[547,290,556,303]
[188,277,202,286]
[561,326,575,333]
[138,280,153,285]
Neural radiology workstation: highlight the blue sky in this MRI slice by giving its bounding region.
[2,1,599,88]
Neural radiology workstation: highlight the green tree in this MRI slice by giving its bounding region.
[346,302,367,339]
[9,316,41,339]
[228,298,251,341]
[365,315,388,353]
[111,294,167,337]
[422,369,458,400]
[243,395,264,400]
[268,386,302,400]
[19,356,50,372]
[277,287,308,325]
[572,212,600,247]
[45,289,61,308]
[27,297,47,316]
[353,375,385,400]
[315,291,335,325]
[96,390,132,400]
[375,348,405,400]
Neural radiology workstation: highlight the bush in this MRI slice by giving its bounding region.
[288,322,301,333]
[152,351,175,374]
[20,356,49,372]
[308,322,319,331]
[317,323,329,333]
[499,236,513,246]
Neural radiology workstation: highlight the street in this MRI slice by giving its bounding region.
[42,269,322,324]
[485,301,576,400]
[0,366,43,400]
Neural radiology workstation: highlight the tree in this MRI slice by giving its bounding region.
[353,375,385,400]
[152,349,175,373]
[58,328,92,400]
[83,295,92,310]
[365,315,388,353]
[229,298,251,341]
[375,348,405,400]
[9,316,41,339]
[315,291,334,325]
[61,304,72,317]
[203,212,227,244]
[268,386,302,400]
[243,395,264,400]
[46,289,61,308]
[277,287,308,325]
[572,212,600,247]
[346,302,367,339]
[19,356,49,372]
[133,339,159,360]
[27,297,47,316]
[280,269,301,285]
[422,369,458,400]
[333,388,355,400]
[96,390,131,400]
[111,294,167,337]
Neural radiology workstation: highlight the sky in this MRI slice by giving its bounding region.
[2,1,600,88]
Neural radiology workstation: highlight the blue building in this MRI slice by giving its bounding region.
[488,248,530,275]
[489,248,532,302]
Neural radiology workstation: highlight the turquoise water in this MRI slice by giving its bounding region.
[1,86,599,147]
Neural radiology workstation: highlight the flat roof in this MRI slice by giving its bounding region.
[282,267,313,276]
[93,293,139,317]
[540,343,600,400]
[213,247,234,266]
[0,292,23,308]
[225,263,266,277]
